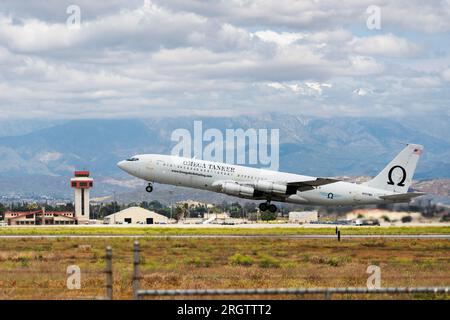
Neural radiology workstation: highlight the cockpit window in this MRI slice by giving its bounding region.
[126,157,139,161]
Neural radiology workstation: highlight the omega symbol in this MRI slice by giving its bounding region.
[387,165,406,186]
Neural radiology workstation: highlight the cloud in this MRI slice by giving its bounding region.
[38,152,63,163]
[348,34,422,58]
[254,31,305,46]
[0,0,448,119]
[352,88,373,96]
[442,68,450,81]
[267,81,332,96]
[153,0,450,33]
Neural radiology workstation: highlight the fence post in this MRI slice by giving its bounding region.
[133,241,141,300]
[105,246,113,300]
[337,230,341,242]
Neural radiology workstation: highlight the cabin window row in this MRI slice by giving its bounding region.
[158,161,258,179]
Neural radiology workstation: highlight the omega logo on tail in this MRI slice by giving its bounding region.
[387,165,406,186]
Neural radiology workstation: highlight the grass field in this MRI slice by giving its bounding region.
[0,225,449,236]
[0,237,449,300]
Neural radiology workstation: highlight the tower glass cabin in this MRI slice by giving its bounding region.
[70,171,93,223]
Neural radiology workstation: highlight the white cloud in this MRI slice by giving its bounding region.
[442,68,450,82]
[267,81,332,96]
[348,34,422,58]
[347,56,384,75]
[254,30,305,46]
[0,1,447,119]
[154,0,450,33]
[38,152,62,163]
[353,88,372,96]
[404,76,442,88]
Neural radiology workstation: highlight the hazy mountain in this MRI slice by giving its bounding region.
[0,119,65,138]
[0,114,449,198]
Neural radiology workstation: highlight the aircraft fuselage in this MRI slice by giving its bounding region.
[118,154,396,206]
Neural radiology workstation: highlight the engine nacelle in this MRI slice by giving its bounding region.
[254,181,287,194]
[221,183,255,197]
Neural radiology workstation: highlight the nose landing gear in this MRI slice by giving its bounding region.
[259,202,277,213]
[145,183,153,193]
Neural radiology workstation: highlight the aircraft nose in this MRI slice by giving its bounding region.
[117,160,128,171]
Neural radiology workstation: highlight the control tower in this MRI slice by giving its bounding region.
[70,171,93,223]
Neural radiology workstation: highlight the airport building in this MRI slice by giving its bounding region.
[4,170,94,225]
[176,200,215,209]
[4,208,77,225]
[103,206,169,225]
[288,211,319,224]
[71,170,93,223]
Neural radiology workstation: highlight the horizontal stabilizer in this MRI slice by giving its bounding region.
[287,178,340,193]
[379,192,426,202]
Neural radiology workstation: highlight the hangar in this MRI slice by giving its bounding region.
[103,207,169,225]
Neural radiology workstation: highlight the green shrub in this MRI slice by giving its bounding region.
[260,211,277,221]
[229,253,254,266]
[186,257,212,268]
[361,239,386,247]
[18,256,29,267]
[310,255,349,267]
[326,256,341,267]
[401,216,413,223]
[258,254,280,268]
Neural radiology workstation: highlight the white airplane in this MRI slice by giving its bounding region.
[117,143,426,212]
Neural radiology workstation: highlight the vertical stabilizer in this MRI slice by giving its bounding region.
[363,144,423,193]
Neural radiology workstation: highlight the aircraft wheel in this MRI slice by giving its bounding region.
[259,202,268,211]
[268,204,277,213]
[145,184,153,193]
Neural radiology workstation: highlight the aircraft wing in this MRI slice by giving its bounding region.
[379,192,426,202]
[286,178,340,193]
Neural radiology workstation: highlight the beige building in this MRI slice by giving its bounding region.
[289,211,319,224]
[346,209,422,223]
[176,200,215,209]
[5,210,77,225]
[103,206,169,225]
[203,212,230,220]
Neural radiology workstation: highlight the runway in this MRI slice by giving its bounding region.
[0,234,449,239]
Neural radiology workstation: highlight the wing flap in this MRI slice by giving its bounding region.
[286,178,340,193]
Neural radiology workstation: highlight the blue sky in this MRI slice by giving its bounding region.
[0,0,449,119]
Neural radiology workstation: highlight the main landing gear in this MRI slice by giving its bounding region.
[259,202,277,213]
[145,183,153,193]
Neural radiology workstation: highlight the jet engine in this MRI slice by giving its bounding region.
[221,183,255,197]
[254,181,287,194]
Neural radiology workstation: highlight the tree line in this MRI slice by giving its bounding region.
[1,199,448,222]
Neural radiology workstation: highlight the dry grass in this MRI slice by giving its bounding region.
[0,225,449,236]
[0,237,448,300]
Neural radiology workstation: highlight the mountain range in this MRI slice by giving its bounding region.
[0,114,448,199]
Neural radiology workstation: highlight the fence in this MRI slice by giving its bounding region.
[0,245,113,300]
[135,287,450,300]
[0,240,449,300]
[131,241,450,300]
